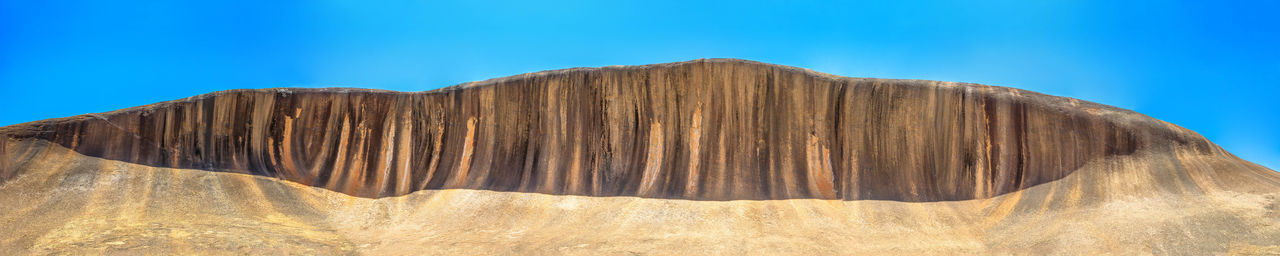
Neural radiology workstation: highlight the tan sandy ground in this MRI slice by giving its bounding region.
[2,138,1279,255]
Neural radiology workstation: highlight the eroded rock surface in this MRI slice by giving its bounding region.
[0,59,1218,201]
[1,59,1278,255]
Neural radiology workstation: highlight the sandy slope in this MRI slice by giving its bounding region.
[2,138,1278,255]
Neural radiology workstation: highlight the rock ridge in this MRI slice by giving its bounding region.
[0,59,1221,201]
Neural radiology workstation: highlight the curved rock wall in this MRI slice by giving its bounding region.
[0,59,1217,201]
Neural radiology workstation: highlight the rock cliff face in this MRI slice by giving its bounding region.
[0,59,1221,201]
[3,59,1279,254]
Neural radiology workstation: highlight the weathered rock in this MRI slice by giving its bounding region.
[1,59,1277,254]
[0,59,1221,201]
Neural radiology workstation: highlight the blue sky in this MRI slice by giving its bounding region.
[1,1,1276,170]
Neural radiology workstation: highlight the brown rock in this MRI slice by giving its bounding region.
[1,59,1277,254]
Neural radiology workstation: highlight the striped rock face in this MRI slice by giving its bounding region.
[1,59,1278,254]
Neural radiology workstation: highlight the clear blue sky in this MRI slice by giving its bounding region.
[1,1,1276,170]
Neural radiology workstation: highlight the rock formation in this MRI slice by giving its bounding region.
[1,59,1277,254]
